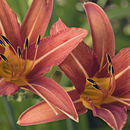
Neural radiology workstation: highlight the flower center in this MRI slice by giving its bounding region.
[80,77,116,109]
[0,35,40,86]
[80,54,116,109]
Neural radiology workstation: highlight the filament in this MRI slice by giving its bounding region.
[21,79,58,115]
[28,35,41,72]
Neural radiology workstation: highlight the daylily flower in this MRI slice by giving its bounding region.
[0,0,88,124]
[18,2,130,129]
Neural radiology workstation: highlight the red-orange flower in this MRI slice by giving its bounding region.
[0,0,88,124]
[18,2,130,129]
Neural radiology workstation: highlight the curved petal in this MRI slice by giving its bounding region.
[113,48,130,76]
[17,100,67,126]
[84,2,115,67]
[68,89,81,101]
[112,48,130,108]
[17,100,86,126]
[25,77,78,122]
[0,0,23,48]
[27,27,88,78]
[92,104,127,130]
[21,0,53,44]
[60,42,98,93]
[50,18,68,35]
[0,78,19,96]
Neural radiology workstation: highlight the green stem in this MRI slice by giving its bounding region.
[2,96,19,130]
[78,114,89,130]
[66,119,75,130]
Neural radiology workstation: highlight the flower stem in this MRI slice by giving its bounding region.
[78,114,89,130]
[2,96,19,130]
[66,119,75,130]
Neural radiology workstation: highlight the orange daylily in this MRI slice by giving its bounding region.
[18,2,130,129]
[0,0,88,124]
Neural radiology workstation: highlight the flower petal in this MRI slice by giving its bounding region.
[17,100,67,126]
[113,47,130,76]
[113,48,130,108]
[84,2,115,67]
[0,78,19,96]
[25,77,78,122]
[60,42,98,93]
[113,48,130,94]
[92,104,127,130]
[21,0,53,44]
[50,18,68,35]
[18,100,86,126]
[0,0,23,48]
[27,27,88,78]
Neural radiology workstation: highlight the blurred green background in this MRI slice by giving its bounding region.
[0,0,130,130]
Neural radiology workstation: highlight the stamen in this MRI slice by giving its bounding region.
[1,35,10,45]
[87,79,99,89]
[109,96,130,106]
[108,65,115,95]
[1,35,18,56]
[108,64,114,75]
[17,47,22,73]
[36,35,41,47]
[17,47,22,58]
[108,65,111,73]
[112,66,114,75]
[24,38,28,49]
[0,54,8,61]
[0,42,17,75]
[106,53,112,64]
[21,79,58,115]
[22,38,29,74]
[0,40,6,47]
[29,35,41,71]
[115,65,130,80]
[93,84,99,89]
[0,54,13,76]
[87,79,96,84]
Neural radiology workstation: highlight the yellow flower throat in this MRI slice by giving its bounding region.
[0,36,37,86]
[80,54,117,109]
[80,77,116,109]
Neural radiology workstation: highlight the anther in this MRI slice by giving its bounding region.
[17,47,22,58]
[1,35,10,45]
[108,65,111,73]
[36,35,41,47]
[112,66,114,75]
[93,84,99,89]
[108,64,114,75]
[0,40,6,47]
[0,54,8,61]
[87,79,96,84]
[25,38,29,49]
[106,54,112,64]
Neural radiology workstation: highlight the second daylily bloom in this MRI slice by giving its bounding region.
[0,0,88,124]
[18,2,130,129]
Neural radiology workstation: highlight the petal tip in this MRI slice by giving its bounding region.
[17,120,20,125]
